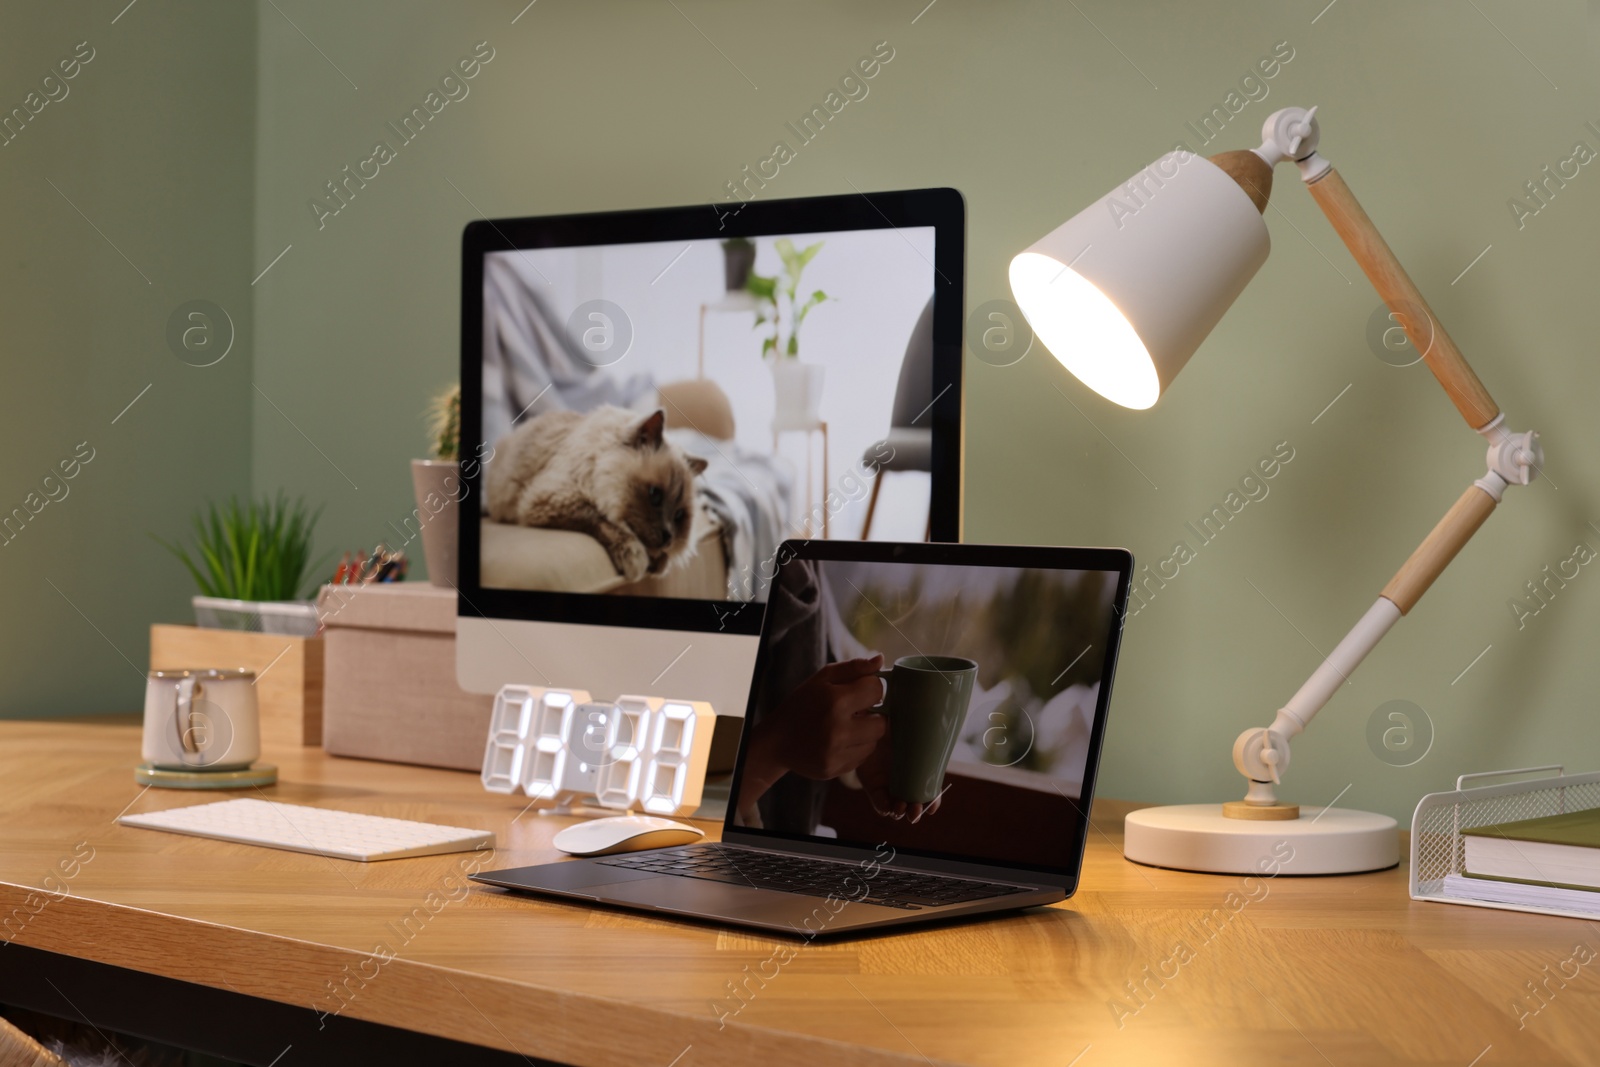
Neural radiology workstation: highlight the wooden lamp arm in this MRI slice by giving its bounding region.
[1380,483,1498,615]
[1234,474,1504,802]
[1283,119,1543,619]
[1304,169,1500,430]
[1294,145,1544,616]
[1233,479,1499,805]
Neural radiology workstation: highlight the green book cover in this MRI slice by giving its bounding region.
[1461,809,1600,848]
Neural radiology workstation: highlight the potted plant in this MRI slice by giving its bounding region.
[748,238,831,428]
[158,494,326,636]
[411,383,462,587]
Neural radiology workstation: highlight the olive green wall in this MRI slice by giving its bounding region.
[0,2,256,717]
[259,0,1592,820]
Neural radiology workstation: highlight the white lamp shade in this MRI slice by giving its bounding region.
[1009,151,1270,409]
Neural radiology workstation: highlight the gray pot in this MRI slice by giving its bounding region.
[721,238,755,292]
[410,459,460,588]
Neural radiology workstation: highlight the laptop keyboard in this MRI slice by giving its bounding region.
[595,844,1029,910]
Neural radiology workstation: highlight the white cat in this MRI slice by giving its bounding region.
[487,406,707,583]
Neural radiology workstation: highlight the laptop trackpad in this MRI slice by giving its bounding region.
[599,875,777,913]
[482,861,661,892]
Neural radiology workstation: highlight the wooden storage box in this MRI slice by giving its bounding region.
[317,583,492,771]
[149,625,322,747]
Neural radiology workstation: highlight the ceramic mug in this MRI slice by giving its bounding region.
[142,669,259,771]
[875,655,978,803]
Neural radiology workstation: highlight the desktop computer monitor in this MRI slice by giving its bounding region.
[456,188,965,725]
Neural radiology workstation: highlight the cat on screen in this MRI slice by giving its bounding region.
[487,406,708,583]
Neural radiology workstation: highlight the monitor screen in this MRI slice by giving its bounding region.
[458,190,964,640]
[726,542,1130,875]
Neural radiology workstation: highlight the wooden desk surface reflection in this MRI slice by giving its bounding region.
[1,718,1595,1067]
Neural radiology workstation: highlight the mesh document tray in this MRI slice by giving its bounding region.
[1411,766,1600,921]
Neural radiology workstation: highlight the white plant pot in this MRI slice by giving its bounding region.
[770,359,825,431]
[192,595,320,637]
[411,459,461,587]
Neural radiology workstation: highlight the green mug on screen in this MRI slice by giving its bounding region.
[874,655,978,804]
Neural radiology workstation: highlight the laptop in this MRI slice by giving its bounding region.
[472,539,1133,938]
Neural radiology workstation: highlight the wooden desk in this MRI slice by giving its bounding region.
[1,718,1595,1067]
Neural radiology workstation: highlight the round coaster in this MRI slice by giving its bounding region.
[135,762,278,789]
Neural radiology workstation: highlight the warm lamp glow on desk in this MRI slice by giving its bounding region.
[1011,106,1545,875]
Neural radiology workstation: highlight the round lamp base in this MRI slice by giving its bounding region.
[1124,803,1399,875]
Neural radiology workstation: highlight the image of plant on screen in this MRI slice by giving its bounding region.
[747,238,831,360]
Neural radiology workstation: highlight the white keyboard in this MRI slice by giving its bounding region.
[119,798,494,862]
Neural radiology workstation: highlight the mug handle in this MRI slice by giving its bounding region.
[175,677,200,754]
[867,667,893,714]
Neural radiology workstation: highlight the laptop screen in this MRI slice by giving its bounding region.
[726,541,1131,876]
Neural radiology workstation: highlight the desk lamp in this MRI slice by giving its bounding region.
[1009,107,1543,874]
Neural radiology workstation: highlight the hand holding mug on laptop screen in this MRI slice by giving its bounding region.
[862,655,977,816]
[739,655,889,803]
[736,651,979,824]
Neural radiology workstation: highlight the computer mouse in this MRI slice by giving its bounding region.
[552,815,705,857]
